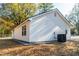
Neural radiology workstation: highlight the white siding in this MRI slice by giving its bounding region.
[12,10,71,42]
[29,11,71,42]
[12,21,29,42]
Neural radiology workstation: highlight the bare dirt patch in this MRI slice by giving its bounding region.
[0,39,79,56]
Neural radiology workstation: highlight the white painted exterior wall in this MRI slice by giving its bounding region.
[12,21,29,42]
[29,10,71,42]
[12,9,71,42]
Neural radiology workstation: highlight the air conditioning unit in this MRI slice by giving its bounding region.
[57,34,66,42]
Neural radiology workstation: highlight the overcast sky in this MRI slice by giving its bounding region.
[54,3,75,16]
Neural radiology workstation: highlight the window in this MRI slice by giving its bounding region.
[22,25,26,36]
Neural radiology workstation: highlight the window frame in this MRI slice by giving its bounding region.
[22,25,26,36]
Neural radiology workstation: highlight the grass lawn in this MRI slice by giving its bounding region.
[0,39,79,56]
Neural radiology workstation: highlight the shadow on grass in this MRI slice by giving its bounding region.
[0,39,21,49]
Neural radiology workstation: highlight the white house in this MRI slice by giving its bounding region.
[12,8,72,43]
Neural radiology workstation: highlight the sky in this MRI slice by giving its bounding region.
[54,3,75,16]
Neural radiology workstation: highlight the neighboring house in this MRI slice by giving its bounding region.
[12,8,72,43]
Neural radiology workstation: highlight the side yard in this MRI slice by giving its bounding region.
[71,36,79,41]
[0,39,79,56]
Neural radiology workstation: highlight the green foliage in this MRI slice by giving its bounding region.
[76,20,79,35]
[38,3,54,13]
[66,3,79,35]
[0,3,36,37]
[0,17,13,37]
[1,3,36,25]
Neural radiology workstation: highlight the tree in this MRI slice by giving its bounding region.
[38,3,54,13]
[0,3,37,37]
[0,3,36,26]
[76,20,79,35]
[0,17,14,37]
[66,3,79,35]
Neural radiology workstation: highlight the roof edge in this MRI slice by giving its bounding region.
[55,8,72,27]
[12,8,72,30]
